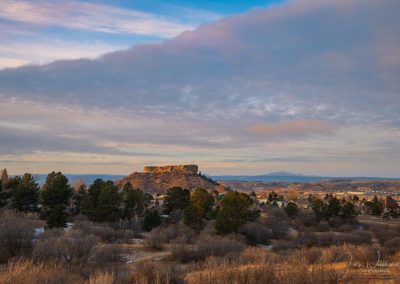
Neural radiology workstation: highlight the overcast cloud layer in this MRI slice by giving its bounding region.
[0,0,399,176]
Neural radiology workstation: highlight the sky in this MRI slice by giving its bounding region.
[0,0,399,177]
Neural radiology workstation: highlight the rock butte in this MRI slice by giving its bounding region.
[143,165,198,174]
[116,165,226,194]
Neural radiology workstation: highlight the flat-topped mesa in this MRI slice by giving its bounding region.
[143,164,198,174]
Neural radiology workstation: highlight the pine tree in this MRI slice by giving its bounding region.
[1,175,22,208]
[41,172,73,228]
[184,188,214,232]
[339,202,358,220]
[370,195,384,216]
[72,184,87,215]
[215,191,259,234]
[122,182,152,219]
[142,209,161,231]
[327,197,341,217]
[311,198,328,220]
[0,180,10,208]
[97,182,121,222]
[11,173,39,212]
[82,179,106,221]
[268,191,278,202]
[285,201,298,217]
[163,187,190,214]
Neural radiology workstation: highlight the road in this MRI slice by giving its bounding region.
[357,215,400,228]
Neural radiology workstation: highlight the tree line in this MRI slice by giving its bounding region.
[0,171,260,235]
[2,169,395,236]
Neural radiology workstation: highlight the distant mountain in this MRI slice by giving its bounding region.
[211,172,400,183]
[32,174,125,185]
[263,171,305,177]
[23,172,400,186]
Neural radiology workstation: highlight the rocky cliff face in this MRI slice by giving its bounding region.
[115,165,224,194]
[143,165,198,174]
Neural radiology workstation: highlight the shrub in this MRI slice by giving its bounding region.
[0,211,35,261]
[317,232,335,246]
[173,234,246,262]
[338,224,353,233]
[371,226,399,245]
[170,223,197,245]
[272,240,298,251]
[74,221,124,243]
[383,237,400,254]
[328,216,343,228]
[33,229,100,266]
[295,209,317,228]
[197,234,246,258]
[240,222,272,245]
[334,231,372,245]
[144,226,169,249]
[89,244,123,267]
[262,208,290,239]
[298,231,318,247]
[315,221,330,232]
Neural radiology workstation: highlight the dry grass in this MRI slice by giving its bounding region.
[132,260,183,284]
[0,259,81,284]
[185,261,338,284]
[87,271,114,284]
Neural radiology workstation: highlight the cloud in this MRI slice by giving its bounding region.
[249,120,336,137]
[0,0,214,37]
[1,0,398,120]
[0,39,127,69]
[0,0,399,176]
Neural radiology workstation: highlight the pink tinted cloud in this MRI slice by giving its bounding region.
[249,120,336,137]
[0,0,194,37]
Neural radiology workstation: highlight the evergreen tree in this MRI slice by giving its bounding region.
[41,172,73,228]
[0,179,10,208]
[312,198,328,220]
[3,176,22,209]
[327,197,341,217]
[122,182,152,218]
[339,202,358,220]
[385,196,399,218]
[285,201,298,217]
[72,184,87,215]
[268,191,278,202]
[163,187,190,214]
[82,179,106,220]
[370,195,384,216]
[215,191,259,234]
[383,210,391,220]
[11,173,39,212]
[142,209,161,231]
[46,204,69,228]
[184,188,214,232]
[97,182,121,222]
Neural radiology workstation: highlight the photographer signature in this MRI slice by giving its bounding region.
[334,250,400,280]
